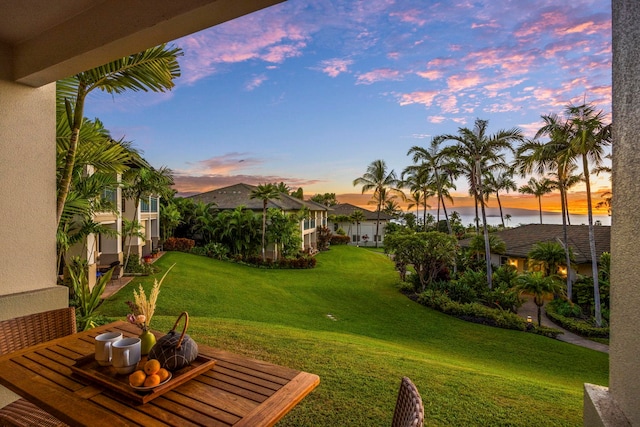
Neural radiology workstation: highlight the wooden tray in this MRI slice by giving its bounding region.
[71,354,216,404]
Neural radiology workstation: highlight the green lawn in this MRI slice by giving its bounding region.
[98,246,608,426]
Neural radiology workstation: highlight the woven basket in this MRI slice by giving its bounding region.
[148,312,198,371]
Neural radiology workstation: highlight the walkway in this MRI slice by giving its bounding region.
[101,252,165,300]
[518,297,609,353]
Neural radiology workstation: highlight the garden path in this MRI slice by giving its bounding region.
[517,297,609,354]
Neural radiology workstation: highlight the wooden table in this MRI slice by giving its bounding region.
[0,321,319,426]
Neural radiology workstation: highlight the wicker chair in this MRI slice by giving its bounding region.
[0,307,75,427]
[391,377,424,427]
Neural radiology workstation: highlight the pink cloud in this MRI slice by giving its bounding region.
[399,91,439,107]
[428,116,446,124]
[178,11,311,84]
[245,75,267,91]
[416,70,443,80]
[317,58,353,77]
[438,95,458,113]
[182,153,262,176]
[447,73,483,91]
[356,68,403,85]
[390,9,427,27]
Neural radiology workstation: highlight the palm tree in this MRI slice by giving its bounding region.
[512,272,565,326]
[517,117,575,301]
[55,116,135,273]
[407,137,457,234]
[250,183,281,262]
[121,166,174,270]
[56,44,182,226]
[565,103,611,327]
[353,160,404,248]
[350,210,366,246]
[504,213,512,227]
[401,165,433,231]
[442,119,524,288]
[518,177,555,224]
[484,169,517,228]
[528,241,570,277]
[549,163,582,225]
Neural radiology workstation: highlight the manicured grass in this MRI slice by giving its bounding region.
[98,246,608,426]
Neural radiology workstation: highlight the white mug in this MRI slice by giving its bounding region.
[111,337,141,374]
[95,332,123,366]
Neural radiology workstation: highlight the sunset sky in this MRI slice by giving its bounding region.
[85,0,612,215]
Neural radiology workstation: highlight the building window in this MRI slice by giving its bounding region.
[333,223,338,232]
[352,235,360,242]
[374,234,381,242]
[500,256,508,265]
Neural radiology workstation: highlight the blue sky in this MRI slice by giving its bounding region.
[85,0,612,210]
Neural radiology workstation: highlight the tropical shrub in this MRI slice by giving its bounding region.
[546,299,610,337]
[330,235,351,245]
[163,237,195,252]
[417,290,527,331]
[68,257,113,331]
[385,231,458,291]
[204,242,228,260]
[316,226,332,251]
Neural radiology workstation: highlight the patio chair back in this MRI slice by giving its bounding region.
[391,377,424,427]
[0,307,75,426]
[0,307,76,355]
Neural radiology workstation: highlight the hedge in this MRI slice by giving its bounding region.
[545,303,610,338]
[163,237,195,252]
[330,235,351,245]
[416,290,562,338]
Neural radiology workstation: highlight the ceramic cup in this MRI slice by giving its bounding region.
[111,337,141,375]
[95,332,123,366]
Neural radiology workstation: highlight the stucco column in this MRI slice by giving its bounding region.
[584,1,640,425]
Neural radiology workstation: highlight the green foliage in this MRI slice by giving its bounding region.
[492,264,518,288]
[336,227,346,236]
[468,233,506,256]
[123,254,157,275]
[527,241,570,276]
[546,300,610,338]
[316,226,332,251]
[417,290,527,331]
[330,235,351,245]
[68,256,113,331]
[163,237,195,252]
[385,231,458,291]
[456,268,488,293]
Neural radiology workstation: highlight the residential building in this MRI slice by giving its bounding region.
[0,2,637,425]
[189,183,328,253]
[328,203,393,246]
[458,224,611,277]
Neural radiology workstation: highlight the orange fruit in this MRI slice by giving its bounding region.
[157,368,170,382]
[129,370,146,387]
[143,374,161,387]
[144,359,161,375]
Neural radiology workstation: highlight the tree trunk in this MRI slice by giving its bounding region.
[583,155,601,326]
[537,196,543,224]
[537,303,542,327]
[496,192,505,228]
[261,201,267,261]
[476,160,492,288]
[559,178,573,300]
[56,86,87,226]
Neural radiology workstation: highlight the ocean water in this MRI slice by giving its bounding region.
[410,209,611,227]
[458,213,611,227]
